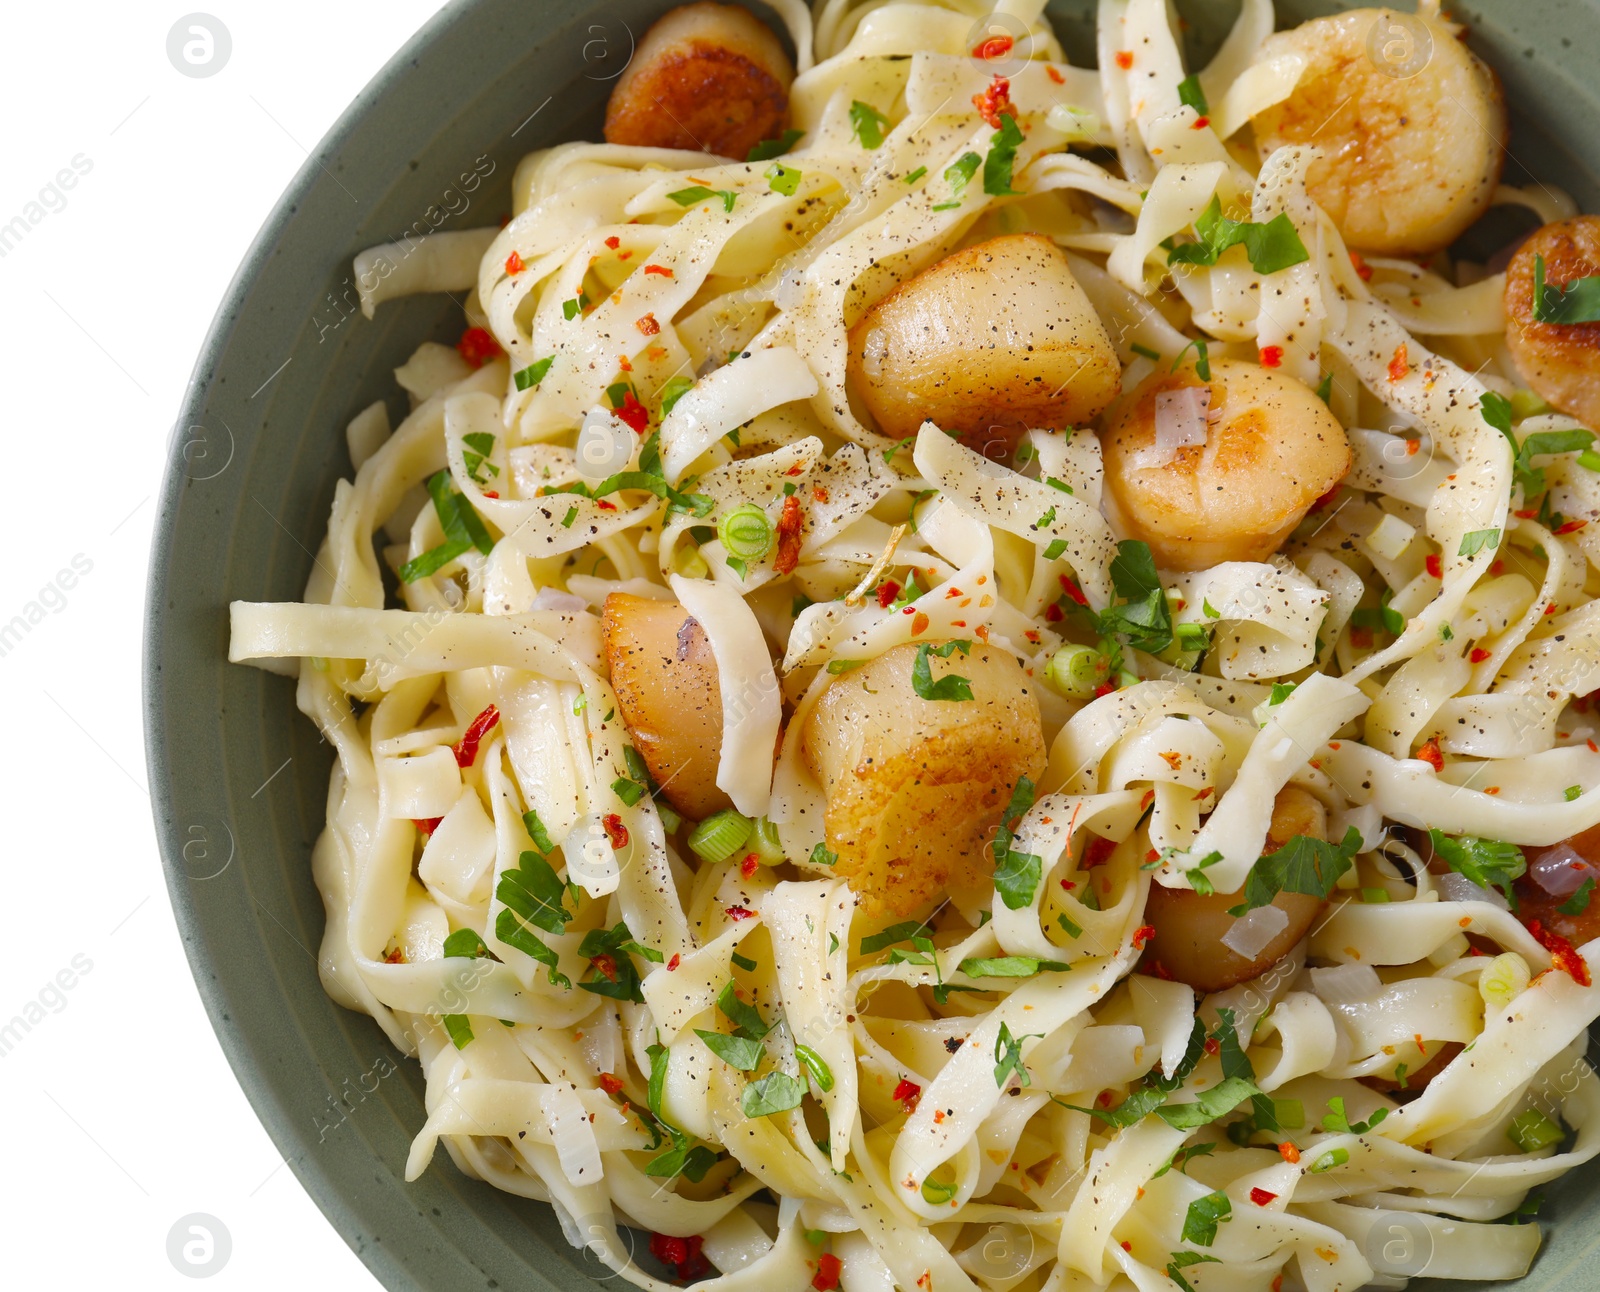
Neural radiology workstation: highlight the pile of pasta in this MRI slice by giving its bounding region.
[230,0,1600,1288]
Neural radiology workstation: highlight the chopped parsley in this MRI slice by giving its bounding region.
[746,128,804,162]
[1166,195,1311,276]
[991,776,1043,909]
[849,100,891,149]
[1428,828,1525,908]
[932,151,981,210]
[667,185,738,212]
[1228,827,1362,917]
[1531,253,1600,324]
[911,639,974,701]
[982,114,1025,197]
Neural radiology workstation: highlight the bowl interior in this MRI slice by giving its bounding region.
[145,2,1600,1289]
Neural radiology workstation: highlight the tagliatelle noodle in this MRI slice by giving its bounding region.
[226,1,1600,1287]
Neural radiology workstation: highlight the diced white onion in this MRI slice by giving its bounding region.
[1310,962,1383,1005]
[1530,845,1598,898]
[1367,511,1417,562]
[1436,871,1511,911]
[1221,903,1289,959]
[1137,387,1211,469]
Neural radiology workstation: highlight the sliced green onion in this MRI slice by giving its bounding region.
[688,810,754,864]
[718,503,773,561]
[765,162,802,196]
[1308,1147,1349,1173]
[1045,643,1110,699]
[749,817,786,864]
[1508,1108,1564,1153]
[795,1043,835,1092]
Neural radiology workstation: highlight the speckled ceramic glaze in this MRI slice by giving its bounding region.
[144,2,1600,1287]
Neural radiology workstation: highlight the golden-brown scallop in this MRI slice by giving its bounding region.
[1511,823,1600,947]
[1141,787,1328,993]
[603,2,794,160]
[1504,217,1600,429]
[802,642,1046,918]
[1098,359,1350,571]
[1250,8,1506,255]
[601,593,732,820]
[846,234,1121,459]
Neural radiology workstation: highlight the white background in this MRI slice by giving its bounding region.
[0,4,446,1286]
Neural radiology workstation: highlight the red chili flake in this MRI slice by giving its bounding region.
[1514,508,1539,520]
[1425,553,1443,579]
[618,354,633,372]
[1415,738,1444,772]
[615,389,650,433]
[972,34,1014,59]
[1095,1089,1115,1108]
[892,1078,922,1112]
[1120,1241,1133,1253]
[1259,345,1284,368]
[457,326,501,368]
[414,817,444,837]
[505,250,526,275]
[618,250,633,260]
[812,485,830,503]
[590,953,619,982]
[911,611,930,636]
[636,312,661,336]
[1114,50,1133,69]
[483,490,500,499]
[1546,604,1558,616]
[649,1233,709,1281]
[605,235,621,249]
[667,953,681,971]
[384,946,405,964]
[1195,787,1214,801]
[1093,681,1115,698]
[774,494,804,575]
[1060,878,1076,891]
[1139,789,1155,810]
[1131,924,1156,950]
[725,904,757,921]
[784,464,805,477]
[812,1253,843,1292]
[1470,647,1491,663]
[1081,836,1116,869]
[1556,519,1589,535]
[598,1072,626,1095]
[875,580,902,608]
[739,853,759,879]
[1278,1141,1301,1164]
[1590,739,1599,753]
[1046,66,1065,84]
[1349,625,1374,649]
[1350,251,1373,282]
[453,705,501,767]
[1405,439,1421,456]
[1387,344,1410,383]
[1059,575,1088,605]
[1528,919,1593,986]
[1272,1277,1284,1292]
[1309,483,1342,512]
[1147,960,1173,980]
[643,264,674,277]
[1414,1033,1428,1057]
[1490,559,1505,576]
[1144,848,1161,865]
[972,74,1015,128]
[603,813,630,850]
[1044,602,1065,622]
[1203,1037,1221,1056]
[597,500,618,511]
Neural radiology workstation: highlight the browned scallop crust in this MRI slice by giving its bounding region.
[846,234,1121,459]
[603,2,794,159]
[1098,360,1350,571]
[1504,217,1600,429]
[802,642,1046,918]
[602,593,732,820]
[1141,787,1328,993]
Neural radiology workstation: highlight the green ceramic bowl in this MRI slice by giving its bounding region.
[144,2,1600,1287]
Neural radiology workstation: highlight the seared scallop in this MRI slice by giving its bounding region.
[1141,788,1329,993]
[1250,8,1506,255]
[846,234,1122,459]
[802,642,1046,917]
[602,593,732,820]
[1098,358,1350,572]
[1504,216,1600,429]
[603,2,794,160]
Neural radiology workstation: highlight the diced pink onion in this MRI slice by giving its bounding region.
[1310,963,1382,1004]
[1530,844,1599,898]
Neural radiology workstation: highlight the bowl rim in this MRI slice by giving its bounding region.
[142,3,479,1287]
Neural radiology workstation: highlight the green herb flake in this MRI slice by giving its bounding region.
[1182,1191,1232,1246]
[741,1071,807,1117]
[911,639,974,701]
[849,100,892,149]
